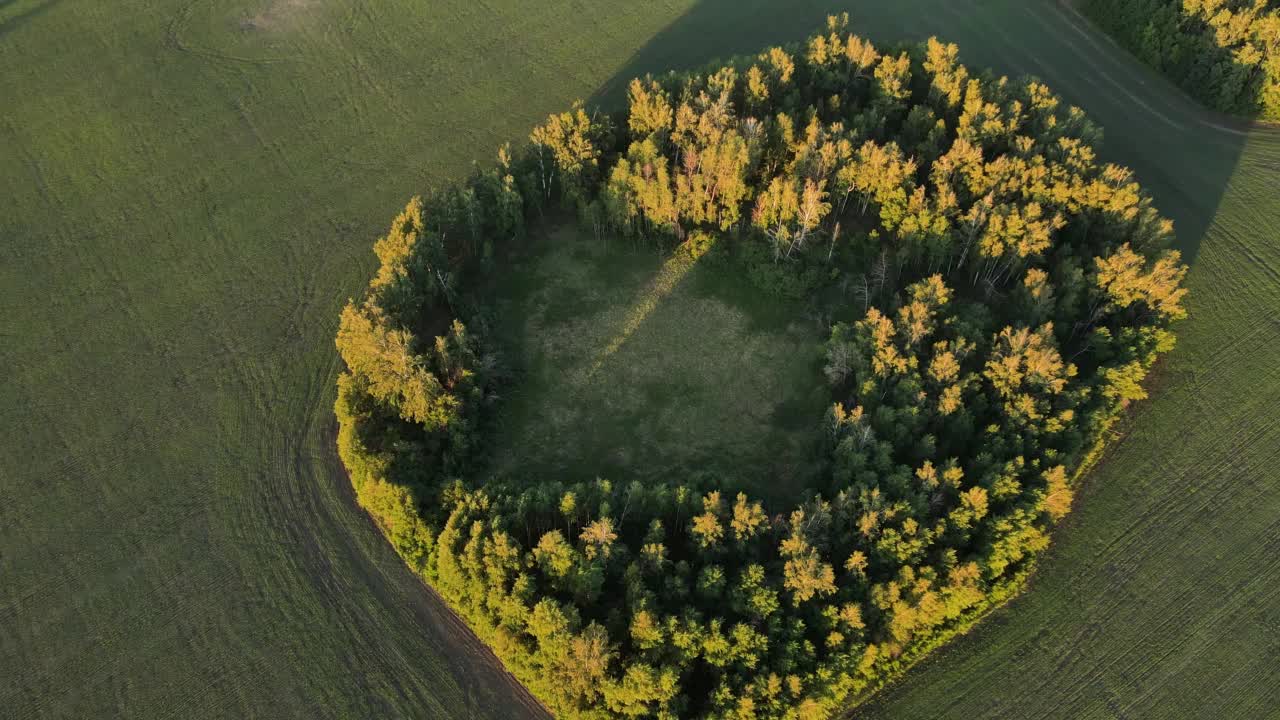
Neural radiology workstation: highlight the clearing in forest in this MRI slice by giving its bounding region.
[487,227,826,500]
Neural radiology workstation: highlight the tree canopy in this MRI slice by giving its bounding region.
[332,17,1187,719]
[1083,0,1280,120]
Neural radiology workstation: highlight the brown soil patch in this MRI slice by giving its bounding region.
[240,0,317,32]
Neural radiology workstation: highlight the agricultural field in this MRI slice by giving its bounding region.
[1,2,1277,720]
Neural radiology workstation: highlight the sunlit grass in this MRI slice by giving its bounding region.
[587,247,698,378]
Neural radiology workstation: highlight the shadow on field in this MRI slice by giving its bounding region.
[315,421,552,719]
[0,0,62,39]
[587,0,856,108]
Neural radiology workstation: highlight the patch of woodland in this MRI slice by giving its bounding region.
[333,16,1188,719]
[1082,0,1280,121]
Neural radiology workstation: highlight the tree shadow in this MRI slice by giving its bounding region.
[0,0,61,40]
[586,0,858,108]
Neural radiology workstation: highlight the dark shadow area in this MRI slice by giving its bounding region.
[587,0,857,108]
[0,0,61,40]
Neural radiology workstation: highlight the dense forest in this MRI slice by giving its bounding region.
[333,17,1187,719]
[1082,0,1280,120]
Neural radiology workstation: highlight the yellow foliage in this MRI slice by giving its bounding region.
[731,493,767,542]
[1095,244,1189,320]
[1042,465,1073,522]
[371,197,423,289]
[627,77,674,136]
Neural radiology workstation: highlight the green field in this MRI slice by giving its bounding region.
[2,1,1277,719]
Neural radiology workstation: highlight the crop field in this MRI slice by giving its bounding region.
[1,1,1277,719]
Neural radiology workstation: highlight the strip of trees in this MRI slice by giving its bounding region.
[1082,0,1280,120]
[333,16,1187,719]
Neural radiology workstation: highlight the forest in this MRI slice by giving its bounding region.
[333,17,1188,719]
[1081,0,1280,121]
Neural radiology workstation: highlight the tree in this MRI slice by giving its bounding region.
[627,77,674,137]
[603,662,680,717]
[835,140,916,219]
[731,493,767,542]
[335,301,460,429]
[1081,0,1280,121]
[983,323,1074,426]
[753,176,830,260]
[1094,244,1188,320]
[580,517,619,560]
[780,510,837,603]
[1040,465,1073,521]
[535,530,577,578]
[371,196,424,290]
[605,138,679,237]
[691,491,726,549]
[530,101,608,203]
[872,51,913,117]
[675,129,754,230]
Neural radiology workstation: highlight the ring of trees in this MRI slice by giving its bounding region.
[333,16,1187,719]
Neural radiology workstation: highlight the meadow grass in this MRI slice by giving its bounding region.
[2,0,1278,718]
[486,228,826,501]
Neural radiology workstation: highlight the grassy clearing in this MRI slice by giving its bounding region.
[2,0,1278,718]
[486,228,826,500]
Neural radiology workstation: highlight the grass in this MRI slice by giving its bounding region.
[1,0,1277,718]
[0,2,848,717]
[486,228,826,501]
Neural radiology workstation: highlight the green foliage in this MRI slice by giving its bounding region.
[334,18,1188,720]
[1082,0,1280,121]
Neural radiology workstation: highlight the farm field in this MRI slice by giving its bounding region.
[1,3,1277,720]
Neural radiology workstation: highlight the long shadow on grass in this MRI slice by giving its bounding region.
[853,8,1268,718]
[0,0,61,40]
